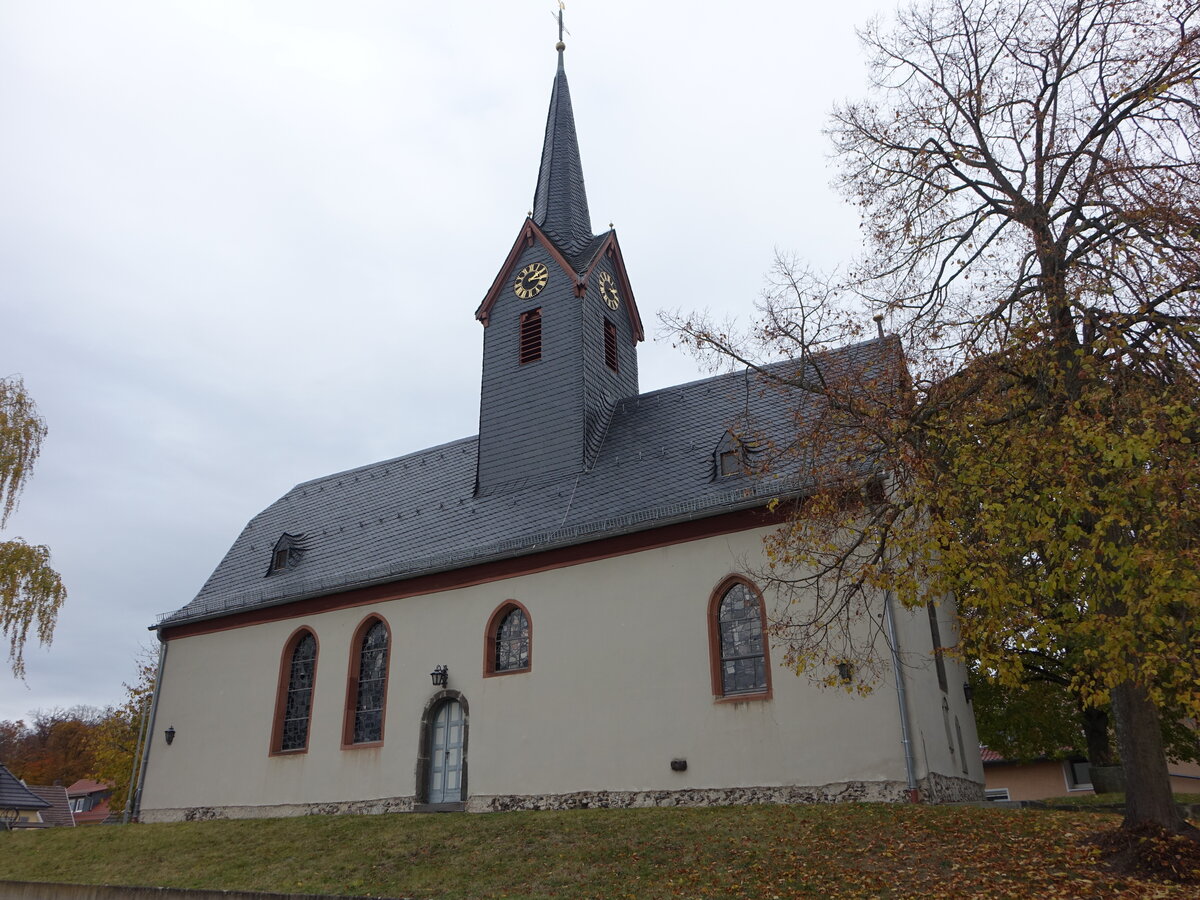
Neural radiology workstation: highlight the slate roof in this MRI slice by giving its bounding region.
[0,764,51,811]
[26,785,74,826]
[159,337,900,628]
[532,48,595,267]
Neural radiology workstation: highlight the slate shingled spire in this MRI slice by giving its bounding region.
[531,42,594,263]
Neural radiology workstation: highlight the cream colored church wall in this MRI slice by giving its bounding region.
[140,525,979,820]
[892,593,983,793]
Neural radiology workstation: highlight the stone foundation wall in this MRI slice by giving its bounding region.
[468,780,915,813]
[140,794,414,824]
[143,775,986,822]
[919,771,986,803]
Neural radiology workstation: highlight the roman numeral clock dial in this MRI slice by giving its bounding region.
[599,271,620,310]
[514,262,549,299]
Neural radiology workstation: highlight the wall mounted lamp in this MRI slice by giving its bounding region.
[963,683,974,704]
[430,665,448,688]
[164,726,176,745]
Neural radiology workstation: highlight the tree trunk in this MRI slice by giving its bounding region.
[1081,705,1114,767]
[1111,681,1184,831]
[1081,704,1125,794]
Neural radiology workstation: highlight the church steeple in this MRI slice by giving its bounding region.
[474,24,643,497]
[531,39,593,262]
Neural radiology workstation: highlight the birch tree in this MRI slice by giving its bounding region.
[1,376,66,678]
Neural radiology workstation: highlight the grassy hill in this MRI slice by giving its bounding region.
[0,803,1195,899]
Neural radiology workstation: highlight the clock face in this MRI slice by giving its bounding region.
[599,271,620,310]
[514,262,549,300]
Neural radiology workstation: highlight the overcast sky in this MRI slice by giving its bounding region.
[0,0,891,722]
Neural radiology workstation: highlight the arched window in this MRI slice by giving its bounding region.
[708,578,771,699]
[271,628,318,754]
[483,600,531,676]
[343,616,390,746]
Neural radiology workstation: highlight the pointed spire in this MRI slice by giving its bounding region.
[531,36,594,262]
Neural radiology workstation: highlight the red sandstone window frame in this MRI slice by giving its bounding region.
[341,613,392,749]
[483,599,532,677]
[269,626,320,756]
[707,575,773,702]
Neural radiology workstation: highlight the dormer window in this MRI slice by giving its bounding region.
[719,449,742,477]
[713,431,752,479]
[267,533,307,576]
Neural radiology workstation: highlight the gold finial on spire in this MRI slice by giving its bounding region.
[555,1,567,51]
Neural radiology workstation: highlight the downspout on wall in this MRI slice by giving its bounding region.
[883,589,920,801]
[130,634,168,823]
[120,680,151,824]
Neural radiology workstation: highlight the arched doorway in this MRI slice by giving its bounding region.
[416,690,468,809]
[428,699,465,803]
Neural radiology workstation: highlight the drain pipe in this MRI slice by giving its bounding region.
[120,684,151,824]
[131,636,168,823]
[883,589,920,802]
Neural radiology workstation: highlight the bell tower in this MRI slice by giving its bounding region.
[474,29,644,496]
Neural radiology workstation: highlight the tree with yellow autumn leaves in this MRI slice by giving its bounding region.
[670,0,1200,833]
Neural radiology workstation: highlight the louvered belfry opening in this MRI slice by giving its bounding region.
[519,308,543,363]
[604,318,618,372]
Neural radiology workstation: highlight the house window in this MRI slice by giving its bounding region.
[272,629,318,754]
[484,600,531,676]
[604,319,618,372]
[344,616,390,746]
[1066,759,1093,791]
[519,308,542,363]
[984,788,1010,802]
[709,578,771,698]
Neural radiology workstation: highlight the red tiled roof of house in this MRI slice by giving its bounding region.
[979,747,1004,763]
[65,779,111,796]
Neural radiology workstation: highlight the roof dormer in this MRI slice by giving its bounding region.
[266,533,308,576]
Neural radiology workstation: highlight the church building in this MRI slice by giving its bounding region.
[136,37,983,822]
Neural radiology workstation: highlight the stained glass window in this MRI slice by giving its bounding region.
[718,582,766,695]
[494,607,530,672]
[280,632,316,751]
[352,620,388,744]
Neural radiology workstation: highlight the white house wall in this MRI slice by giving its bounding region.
[139,525,981,821]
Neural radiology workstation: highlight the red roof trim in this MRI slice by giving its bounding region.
[475,220,586,326]
[160,504,789,641]
[578,232,644,342]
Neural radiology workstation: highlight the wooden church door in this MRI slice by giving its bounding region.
[428,699,465,804]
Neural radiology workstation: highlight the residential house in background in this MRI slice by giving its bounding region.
[25,784,75,827]
[66,779,115,825]
[982,749,1200,802]
[0,763,51,829]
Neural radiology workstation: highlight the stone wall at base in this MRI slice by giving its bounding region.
[920,772,986,804]
[139,795,414,824]
[468,780,913,813]
[140,776,985,823]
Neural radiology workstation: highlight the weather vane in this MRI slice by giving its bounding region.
[554,1,569,49]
